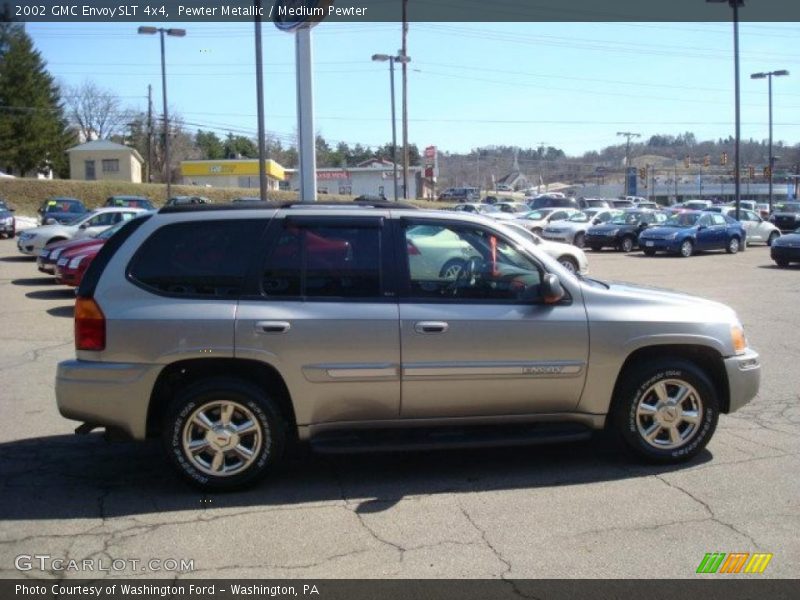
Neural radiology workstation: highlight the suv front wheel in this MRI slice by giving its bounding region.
[163,377,286,490]
[611,359,719,463]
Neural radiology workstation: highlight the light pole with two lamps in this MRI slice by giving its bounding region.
[372,53,410,202]
[137,26,186,200]
[750,69,789,214]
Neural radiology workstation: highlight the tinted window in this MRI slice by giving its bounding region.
[129,220,265,297]
[711,214,726,225]
[403,222,542,302]
[262,222,382,299]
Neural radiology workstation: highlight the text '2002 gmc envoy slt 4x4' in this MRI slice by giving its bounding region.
[55,202,761,490]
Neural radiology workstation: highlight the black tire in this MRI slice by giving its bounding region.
[775,259,789,268]
[643,248,656,257]
[620,235,635,253]
[726,236,740,254]
[162,377,286,490]
[679,239,694,258]
[767,231,779,247]
[573,232,585,249]
[531,227,543,236]
[590,245,602,252]
[610,359,719,464]
[558,255,578,274]
[439,258,467,280]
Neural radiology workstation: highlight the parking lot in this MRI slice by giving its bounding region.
[1,236,799,579]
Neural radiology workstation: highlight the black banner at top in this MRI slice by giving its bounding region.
[3,0,800,23]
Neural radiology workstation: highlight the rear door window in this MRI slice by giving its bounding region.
[128,220,266,297]
[261,220,383,300]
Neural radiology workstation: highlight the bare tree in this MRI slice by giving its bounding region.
[65,80,131,141]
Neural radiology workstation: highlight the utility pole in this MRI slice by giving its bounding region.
[146,84,153,183]
[254,1,269,202]
[617,131,640,195]
[400,0,409,199]
[538,141,547,193]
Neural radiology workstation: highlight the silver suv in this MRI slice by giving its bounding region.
[56,203,761,490]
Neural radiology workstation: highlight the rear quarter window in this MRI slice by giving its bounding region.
[127,220,266,298]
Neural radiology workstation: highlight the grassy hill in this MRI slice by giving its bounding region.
[0,178,447,216]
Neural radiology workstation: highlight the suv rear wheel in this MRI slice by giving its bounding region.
[611,359,719,463]
[163,377,285,490]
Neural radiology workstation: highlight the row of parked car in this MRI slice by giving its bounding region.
[449,195,800,266]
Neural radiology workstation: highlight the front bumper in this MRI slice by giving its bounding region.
[639,237,681,252]
[542,232,572,243]
[723,348,761,413]
[0,222,13,234]
[37,256,56,273]
[56,360,163,440]
[17,237,38,255]
[771,245,800,263]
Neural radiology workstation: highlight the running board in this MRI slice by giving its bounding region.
[309,422,592,454]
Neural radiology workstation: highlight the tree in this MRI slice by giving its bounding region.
[0,24,73,176]
[65,80,130,141]
[223,133,257,158]
[196,129,224,159]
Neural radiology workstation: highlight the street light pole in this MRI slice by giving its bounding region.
[254,1,269,202]
[751,69,789,214]
[372,53,409,202]
[707,0,744,220]
[138,26,186,201]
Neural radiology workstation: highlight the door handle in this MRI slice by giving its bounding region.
[414,321,449,334]
[256,321,291,334]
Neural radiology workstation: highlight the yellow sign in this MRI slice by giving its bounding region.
[181,160,285,180]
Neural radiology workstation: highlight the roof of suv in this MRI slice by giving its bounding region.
[158,200,420,214]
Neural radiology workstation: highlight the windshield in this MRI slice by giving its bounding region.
[95,220,127,240]
[664,212,700,227]
[567,213,590,223]
[775,203,800,213]
[523,210,552,220]
[45,199,82,213]
[609,212,644,225]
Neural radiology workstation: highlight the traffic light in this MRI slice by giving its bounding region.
[703,154,710,167]
[748,165,755,179]
[763,166,772,178]
[638,167,646,180]
[721,152,728,166]
[684,155,690,168]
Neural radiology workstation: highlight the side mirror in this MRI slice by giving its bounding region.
[697,224,706,230]
[592,218,600,225]
[79,222,89,229]
[541,273,566,304]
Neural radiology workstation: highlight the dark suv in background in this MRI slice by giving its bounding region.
[38,197,87,225]
[104,196,156,210]
[527,196,580,210]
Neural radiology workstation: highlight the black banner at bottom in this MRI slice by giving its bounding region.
[3,579,799,600]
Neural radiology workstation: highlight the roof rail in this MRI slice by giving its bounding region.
[158,199,419,214]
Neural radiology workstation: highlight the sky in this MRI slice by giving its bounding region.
[25,21,800,157]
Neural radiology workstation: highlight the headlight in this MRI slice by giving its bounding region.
[20,232,34,242]
[50,248,62,260]
[68,255,85,269]
[45,217,56,225]
[1,216,11,225]
[731,324,747,355]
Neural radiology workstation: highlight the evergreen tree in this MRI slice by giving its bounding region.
[0,24,72,176]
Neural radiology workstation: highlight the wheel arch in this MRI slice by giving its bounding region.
[146,358,297,440]
[610,344,730,416]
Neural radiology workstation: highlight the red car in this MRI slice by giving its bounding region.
[54,241,102,286]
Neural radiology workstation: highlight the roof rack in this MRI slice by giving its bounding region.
[158,200,419,214]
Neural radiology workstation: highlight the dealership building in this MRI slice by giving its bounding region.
[181,158,431,198]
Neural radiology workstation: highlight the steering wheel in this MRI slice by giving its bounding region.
[448,256,482,296]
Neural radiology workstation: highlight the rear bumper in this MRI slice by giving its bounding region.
[723,348,761,413]
[55,360,162,440]
[584,234,620,248]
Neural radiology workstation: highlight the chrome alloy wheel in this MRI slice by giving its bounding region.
[635,379,703,450]
[182,401,264,477]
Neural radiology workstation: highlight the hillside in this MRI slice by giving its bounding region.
[0,178,446,216]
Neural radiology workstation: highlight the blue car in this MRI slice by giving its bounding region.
[638,210,746,257]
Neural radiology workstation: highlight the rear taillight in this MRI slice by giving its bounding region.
[75,297,105,351]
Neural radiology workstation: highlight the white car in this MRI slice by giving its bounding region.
[501,221,589,275]
[514,208,581,235]
[715,207,781,246]
[16,207,146,256]
[542,208,623,247]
